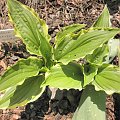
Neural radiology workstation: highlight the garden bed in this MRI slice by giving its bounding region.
[0,0,120,120]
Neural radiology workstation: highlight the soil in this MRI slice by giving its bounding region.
[0,0,120,120]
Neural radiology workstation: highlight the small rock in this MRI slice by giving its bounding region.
[11,55,19,61]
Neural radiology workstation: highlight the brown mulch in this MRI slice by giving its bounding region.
[0,0,120,120]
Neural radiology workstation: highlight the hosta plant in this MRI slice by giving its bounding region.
[0,0,120,119]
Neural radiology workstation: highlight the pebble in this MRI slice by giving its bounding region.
[11,55,19,61]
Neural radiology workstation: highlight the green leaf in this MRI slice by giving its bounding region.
[93,64,120,94]
[55,24,85,47]
[0,57,43,92]
[106,39,120,63]
[10,75,45,107]
[7,0,53,68]
[86,44,108,65]
[0,87,16,109]
[0,75,45,109]
[83,64,98,87]
[93,5,111,27]
[54,28,120,64]
[73,85,106,120]
[42,62,84,90]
